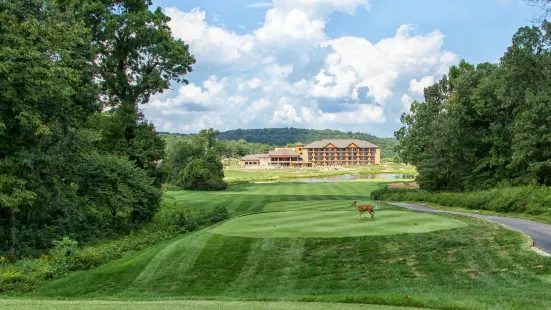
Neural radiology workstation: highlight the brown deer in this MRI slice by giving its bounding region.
[352,201,375,220]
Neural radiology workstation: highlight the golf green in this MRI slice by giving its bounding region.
[209,209,467,238]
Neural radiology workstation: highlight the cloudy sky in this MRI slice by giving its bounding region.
[145,0,540,137]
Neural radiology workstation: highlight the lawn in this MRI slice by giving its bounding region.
[223,162,417,183]
[7,181,551,310]
[211,201,466,238]
[0,299,424,310]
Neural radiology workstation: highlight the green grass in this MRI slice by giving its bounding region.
[0,299,424,310]
[370,186,551,225]
[210,201,466,238]
[223,162,416,183]
[394,202,551,225]
[160,181,386,217]
[7,181,551,310]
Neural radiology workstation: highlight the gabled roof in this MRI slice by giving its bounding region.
[240,153,269,161]
[241,154,260,161]
[268,148,299,156]
[303,139,379,148]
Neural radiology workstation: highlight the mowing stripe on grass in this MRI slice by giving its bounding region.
[0,299,427,310]
[209,210,468,238]
[130,231,214,293]
[28,182,551,310]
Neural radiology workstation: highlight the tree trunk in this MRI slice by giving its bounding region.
[8,207,15,256]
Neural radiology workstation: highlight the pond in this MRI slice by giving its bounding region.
[287,174,414,183]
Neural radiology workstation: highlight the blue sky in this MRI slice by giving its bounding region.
[144,0,540,137]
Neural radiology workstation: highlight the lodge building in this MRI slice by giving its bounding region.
[239,139,380,168]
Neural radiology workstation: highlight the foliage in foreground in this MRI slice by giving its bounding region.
[0,205,229,293]
[0,0,195,258]
[371,186,551,215]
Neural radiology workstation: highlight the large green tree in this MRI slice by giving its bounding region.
[59,0,196,185]
[0,0,97,256]
[0,0,194,257]
[395,22,551,191]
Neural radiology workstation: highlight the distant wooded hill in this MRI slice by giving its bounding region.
[216,128,397,159]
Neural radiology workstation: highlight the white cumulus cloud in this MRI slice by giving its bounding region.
[409,76,435,96]
[144,1,459,135]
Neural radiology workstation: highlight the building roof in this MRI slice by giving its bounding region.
[240,153,270,161]
[303,139,379,149]
[295,142,304,146]
[268,148,299,157]
[241,154,260,161]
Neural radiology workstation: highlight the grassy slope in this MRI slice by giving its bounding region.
[223,163,416,183]
[0,299,424,310]
[211,201,466,238]
[16,181,551,310]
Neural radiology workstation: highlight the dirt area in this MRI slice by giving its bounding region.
[388,182,420,189]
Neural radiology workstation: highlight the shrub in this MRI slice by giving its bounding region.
[75,153,162,221]
[371,185,551,215]
[181,158,227,191]
[0,201,230,293]
[0,270,38,293]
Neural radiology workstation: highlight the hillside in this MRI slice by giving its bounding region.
[217,128,398,158]
[31,182,551,309]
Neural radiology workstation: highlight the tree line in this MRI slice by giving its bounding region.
[215,128,398,159]
[160,132,275,159]
[0,0,196,258]
[395,20,551,191]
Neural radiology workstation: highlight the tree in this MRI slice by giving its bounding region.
[0,174,36,257]
[195,128,225,158]
[181,158,227,191]
[0,0,97,255]
[95,112,166,185]
[162,138,204,184]
[500,23,551,186]
[394,23,551,191]
[63,0,195,186]
[75,153,162,222]
[525,0,551,22]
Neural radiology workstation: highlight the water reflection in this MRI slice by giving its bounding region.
[289,174,414,183]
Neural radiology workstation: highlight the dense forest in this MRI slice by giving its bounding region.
[395,20,551,192]
[0,0,210,259]
[214,128,398,159]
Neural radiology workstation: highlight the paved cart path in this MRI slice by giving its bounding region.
[391,202,551,255]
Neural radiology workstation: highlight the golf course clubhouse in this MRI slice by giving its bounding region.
[239,139,380,168]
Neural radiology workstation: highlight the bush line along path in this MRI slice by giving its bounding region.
[391,202,551,255]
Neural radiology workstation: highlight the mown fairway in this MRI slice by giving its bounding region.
[0,299,424,310]
[211,201,466,238]
[18,181,551,309]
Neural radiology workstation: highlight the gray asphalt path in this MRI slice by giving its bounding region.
[390,202,551,255]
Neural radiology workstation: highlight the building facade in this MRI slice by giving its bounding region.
[239,139,380,168]
[239,154,270,167]
[302,139,380,166]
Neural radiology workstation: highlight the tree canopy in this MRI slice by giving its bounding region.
[0,0,195,257]
[395,22,551,191]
